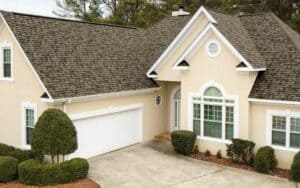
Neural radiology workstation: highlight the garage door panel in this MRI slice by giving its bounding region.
[69,108,142,159]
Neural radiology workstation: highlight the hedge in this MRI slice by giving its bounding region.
[226,138,255,165]
[171,130,196,155]
[0,143,43,162]
[0,156,18,182]
[18,158,89,186]
[291,151,300,182]
[253,146,277,173]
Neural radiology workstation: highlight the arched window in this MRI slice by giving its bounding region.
[191,83,236,142]
[204,87,223,97]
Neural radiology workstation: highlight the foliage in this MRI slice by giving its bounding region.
[253,146,277,173]
[226,139,255,165]
[0,143,43,162]
[54,0,300,33]
[216,150,222,159]
[0,156,18,182]
[18,158,89,186]
[291,151,300,182]
[171,130,196,155]
[31,109,77,164]
[204,150,211,157]
[193,145,199,154]
[54,0,104,22]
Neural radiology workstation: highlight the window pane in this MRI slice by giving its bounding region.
[226,106,234,123]
[272,116,286,130]
[26,109,35,128]
[272,131,286,146]
[26,127,33,145]
[204,105,222,138]
[193,103,200,119]
[3,49,11,63]
[290,133,300,148]
[291,118,300,132]
[204,87,223,97]
[204,105,222,121]
[193,120,201,136]
[226,123,234,140]
[204,121,222,138]
[3,63,11,77]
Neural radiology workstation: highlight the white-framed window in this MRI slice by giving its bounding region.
[206,40,221,57]
[267,110,300,152]
[0,43,13,80]
[190,82,238,143]
[21,102,37,148]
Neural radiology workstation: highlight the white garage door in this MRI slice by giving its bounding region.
[69,104,143,159]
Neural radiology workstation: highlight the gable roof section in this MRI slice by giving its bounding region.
[1,11,159,99]
[240,13,300,101]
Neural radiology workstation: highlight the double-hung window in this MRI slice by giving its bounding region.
[191,86,237,142]
[268,110,300,150]
[22,102,37,147]
[0,45,12,80]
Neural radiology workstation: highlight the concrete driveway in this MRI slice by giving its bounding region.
[89,141,298,188]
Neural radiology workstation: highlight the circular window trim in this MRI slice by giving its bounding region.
[206,40,221,58]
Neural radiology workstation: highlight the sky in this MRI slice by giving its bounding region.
[0,0,57,17]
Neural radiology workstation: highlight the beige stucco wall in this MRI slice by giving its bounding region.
[250,103,300,168]
[0,21,60,148]
[156,16,209,81]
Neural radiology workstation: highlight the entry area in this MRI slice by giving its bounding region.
[69,104,143,159]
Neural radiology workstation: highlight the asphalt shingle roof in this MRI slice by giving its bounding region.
[1,8,300,102]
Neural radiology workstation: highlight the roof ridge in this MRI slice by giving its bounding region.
[0,10,137,29]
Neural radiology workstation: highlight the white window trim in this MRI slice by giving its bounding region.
[188,81,239,144]
[206,39,221,58]
[266,109,300,153]
[21,102,37,149]
[0,43,13,81]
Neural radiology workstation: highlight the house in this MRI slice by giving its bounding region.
[0,6,299,169]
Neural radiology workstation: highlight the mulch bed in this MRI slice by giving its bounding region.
[190,153,290,179]
[0,178,101,188]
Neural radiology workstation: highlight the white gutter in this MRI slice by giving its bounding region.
[42,87,161,104]
[249,98,300,106]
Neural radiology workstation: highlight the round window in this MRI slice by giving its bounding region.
[206,40,221,57]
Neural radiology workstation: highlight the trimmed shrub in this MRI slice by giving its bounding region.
[291,151,300,182]
[216,150,222,159]
[171,130,196,155]
[31,109,77,163]
[18,158,89,186]
[0,143,43,162]
[204,150,211,157]
[253,146,277,173]
[0,156,18,182]
[226,138,255,165]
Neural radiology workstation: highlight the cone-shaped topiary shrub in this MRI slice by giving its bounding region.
[0,156,18,182]
[291,151,300,182]
[31,109,77,163]
[253,146,277,173]
[171,130,196,155]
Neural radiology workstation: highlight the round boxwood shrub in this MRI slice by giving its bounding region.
[291,151,300,182]
[171,130,196,155]
[18,158,89,186]
[31,109,77,163]
[253,146,277,173]
[0,143,43,162]
[0,156,18,182]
